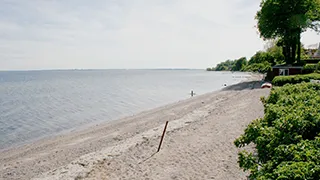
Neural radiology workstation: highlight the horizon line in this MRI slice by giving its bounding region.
[0,68,205,72]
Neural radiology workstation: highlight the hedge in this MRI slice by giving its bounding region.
[303,64,317,71]
[272,73,320,86]
[235,83,320,180]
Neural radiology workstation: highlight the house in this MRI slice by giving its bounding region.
[272,64,303,76]
[305,43,320,58]
[313,43,320,58]
[305,49,317,57]
[304,43,320,64]
[272,43,320,77]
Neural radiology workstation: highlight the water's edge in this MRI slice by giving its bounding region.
[0,70,251,150]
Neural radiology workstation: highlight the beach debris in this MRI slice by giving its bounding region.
[261,82,272,88]
[157,121,169,152]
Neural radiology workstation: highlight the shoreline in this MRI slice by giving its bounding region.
[0,75,267,180]
[0,71,258,152]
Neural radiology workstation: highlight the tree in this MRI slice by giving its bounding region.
[265,40,285,64]
[232,57,247,71]
[256,0,320,64]
[210,60,236,71]
[249,51,275,65]
[242,61,272,73]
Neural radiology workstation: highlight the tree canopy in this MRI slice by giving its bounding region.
[256,0,320,64]
[231,57,247,71]
[207,58,247,71]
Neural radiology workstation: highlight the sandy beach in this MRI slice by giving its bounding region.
[0,78,270,180]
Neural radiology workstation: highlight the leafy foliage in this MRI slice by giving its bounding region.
[235,83,320,179]
[212,60,234,71]
[256,0,320,64]
[272,73,320,86]
[303,64,318,73]
[257,0,320,39]
[206,41,288,73]
[207,57,247,71]
[232,57,247,71]
[248,51,276,66]
[242,61,272,73]
[265,42,286,65]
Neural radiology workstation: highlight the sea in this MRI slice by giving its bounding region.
[0,69,250,150]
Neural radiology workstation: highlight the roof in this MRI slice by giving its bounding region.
[304,59,320,64]
[272,64,303,69]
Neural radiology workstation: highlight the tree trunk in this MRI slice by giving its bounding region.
[283,46,288,64]
[292,41,296,64]
[297,41,301,63]
[297,33,301,64]
[286,41,292,64]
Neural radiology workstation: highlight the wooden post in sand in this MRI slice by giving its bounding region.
[157,121,169,152]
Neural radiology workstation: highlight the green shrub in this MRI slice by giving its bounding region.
[272,73,320,86]
[303,64,317,70]
[303,64,317,73]
[294,60,307,66]
[235,83,320,180]
[242,62,272,73]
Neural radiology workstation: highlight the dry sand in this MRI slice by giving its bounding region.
[0,78,270,180]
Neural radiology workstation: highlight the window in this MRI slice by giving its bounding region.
[279,69,289,76]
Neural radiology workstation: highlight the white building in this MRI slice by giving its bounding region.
[313,43,320,58]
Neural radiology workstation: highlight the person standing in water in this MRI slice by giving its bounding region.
[191,90,195,97]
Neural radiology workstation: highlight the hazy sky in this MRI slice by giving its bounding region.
[0,0,319,70]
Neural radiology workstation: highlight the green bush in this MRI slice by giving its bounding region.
[248,51,276,65]
[235,83,320,180]
[242,61,272,73]
[272,73,320,86]
[303,64,317,72]
[295,60,307,67]
[209,57,248,72]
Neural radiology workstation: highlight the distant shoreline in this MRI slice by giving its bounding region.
[0,68,205,72]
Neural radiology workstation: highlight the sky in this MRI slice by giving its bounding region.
[0,0,319,70]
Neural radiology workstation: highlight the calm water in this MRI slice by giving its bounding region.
[0,70,249,150]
